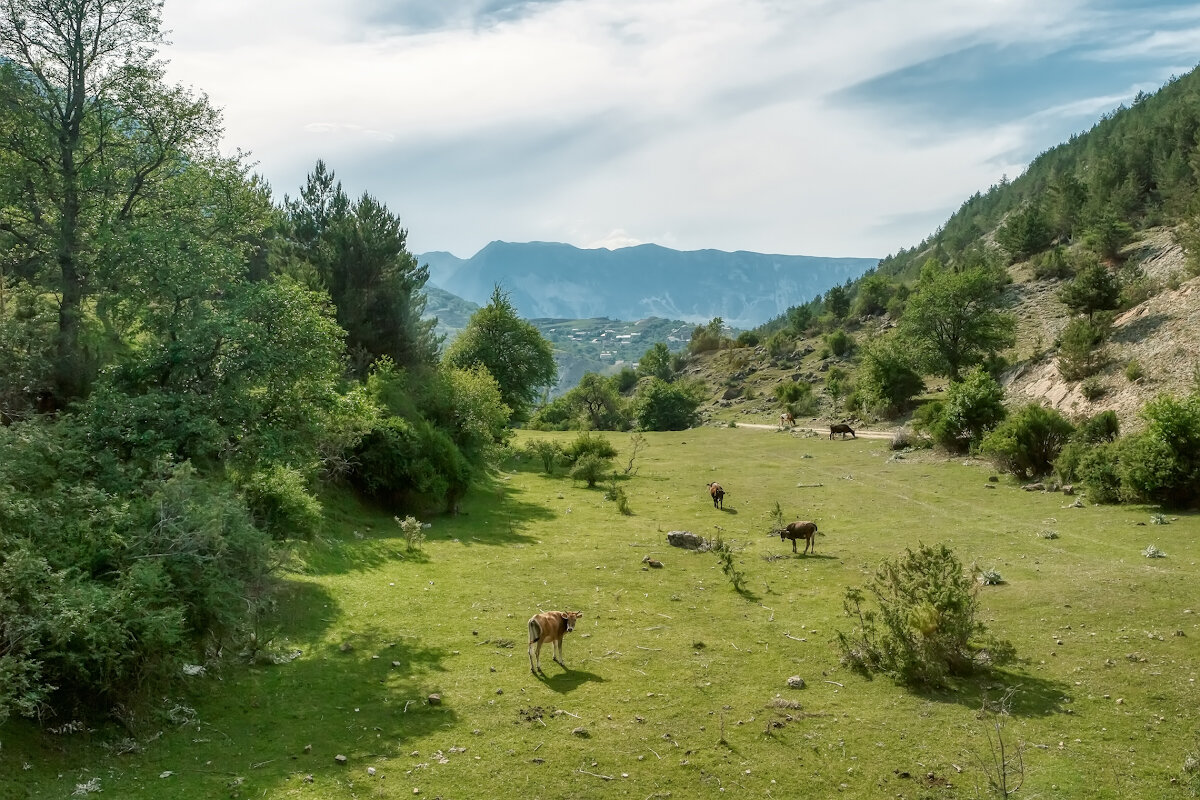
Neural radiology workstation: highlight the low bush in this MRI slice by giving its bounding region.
[836,542,1014,687]
[561,433,618,466]
[1080,376,1106,401]
[570,453,610,488]
[980,404,1075,480]
[239,465,323,540]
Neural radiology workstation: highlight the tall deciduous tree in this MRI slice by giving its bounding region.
[444,286,556,423]
[0,0,221,405]
[900,259,1016,381]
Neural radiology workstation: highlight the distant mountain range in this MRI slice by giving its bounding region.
[419,241,878,328]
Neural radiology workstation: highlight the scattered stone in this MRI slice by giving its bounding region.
[304,744,312,754]
[1022,482,1045,492]
[427,693,442,706]
[786,676,806,689]
[1062,484,1074,495]
[335,754,347,765]
[304,775,314,783]
[367,767,376,776]
[984,484,996,489]
[339,642,354,653]
[988,475,999,483]
[496,689,503,695]
[572,727,590,738]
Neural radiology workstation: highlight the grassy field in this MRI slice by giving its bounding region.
[5,427,1199,799]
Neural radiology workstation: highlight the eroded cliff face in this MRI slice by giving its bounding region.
[1003,229,1199,431]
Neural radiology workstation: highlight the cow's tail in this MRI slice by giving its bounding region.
[528,618,540,643]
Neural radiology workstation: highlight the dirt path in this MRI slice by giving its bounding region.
[732,422,894,440]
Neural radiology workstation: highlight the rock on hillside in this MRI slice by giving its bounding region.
[1003,229,1198,430]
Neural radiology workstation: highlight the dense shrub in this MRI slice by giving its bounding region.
[915,367,1006,452]
[836,543,1013,687]
[0,436,276,723]
[1077,441,1124,503]
[774,380,817,416]
[351,416,471,511]
[980,404,1075,479]
[239,465,323,540]
[824,329,855,357]
[633,378,702,431]
[1076,409,1121,443]
[735,331,760,347]
[523,439,563,473]
[1118,393,1200,507]
[766,330,793,359]
[562,433,618,466]
[857,338,924,416]
[570,453,611,488]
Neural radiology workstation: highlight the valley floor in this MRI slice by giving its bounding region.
[6,427,1199,799]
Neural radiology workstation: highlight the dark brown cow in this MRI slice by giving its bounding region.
[775,520,818,554]
[528,610,583,674]
[707,482,725,509]
[829,423,856,439]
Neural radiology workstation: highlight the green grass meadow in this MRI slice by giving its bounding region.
[5,427,1199,799]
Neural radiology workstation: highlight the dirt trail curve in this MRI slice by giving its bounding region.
[732,422,893,440]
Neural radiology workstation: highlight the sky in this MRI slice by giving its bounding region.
[161,0,1200,260]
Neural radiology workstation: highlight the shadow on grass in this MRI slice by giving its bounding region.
[537,668,607,693]
[917,668,1072,718]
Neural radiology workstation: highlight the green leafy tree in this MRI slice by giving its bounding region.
[634,378,702,431]
[0,0,222,406]
[638,341,675,382]
[857,338,924,415]
[851,273,895,317]
[1058,258,1122,321]
[569,372,627,430]
[900,259,1016,381]
[444,287,557,424]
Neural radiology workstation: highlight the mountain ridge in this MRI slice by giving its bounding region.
[420,240,878,328]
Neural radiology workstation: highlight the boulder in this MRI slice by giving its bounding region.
[667,530,708,550]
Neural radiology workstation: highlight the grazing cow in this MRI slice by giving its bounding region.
[780,411,795,428]
[775,520,818,554]
[829,423,856,439]
[528,610,583,675]
[707,482,725,509]
[642,555,664,568]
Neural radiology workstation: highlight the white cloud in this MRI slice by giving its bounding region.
[159,0,1200,258]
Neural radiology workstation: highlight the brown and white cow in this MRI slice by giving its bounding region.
[780,411,795,428]
[707,482,725,509]
[775,520,818,554]
[528,610,583,674]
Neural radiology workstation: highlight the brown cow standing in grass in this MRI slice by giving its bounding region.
[775,520,818,554]
[829,423,856,439]
[528,610,583,674]
[707,482,725,509]
[780,411,795,428]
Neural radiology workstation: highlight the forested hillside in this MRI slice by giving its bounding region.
[0,2,543,725]
[694,65,1200,509]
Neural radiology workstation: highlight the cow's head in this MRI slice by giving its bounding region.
[560,611,583,632]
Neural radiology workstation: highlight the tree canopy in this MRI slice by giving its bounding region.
[444,287,557,423]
